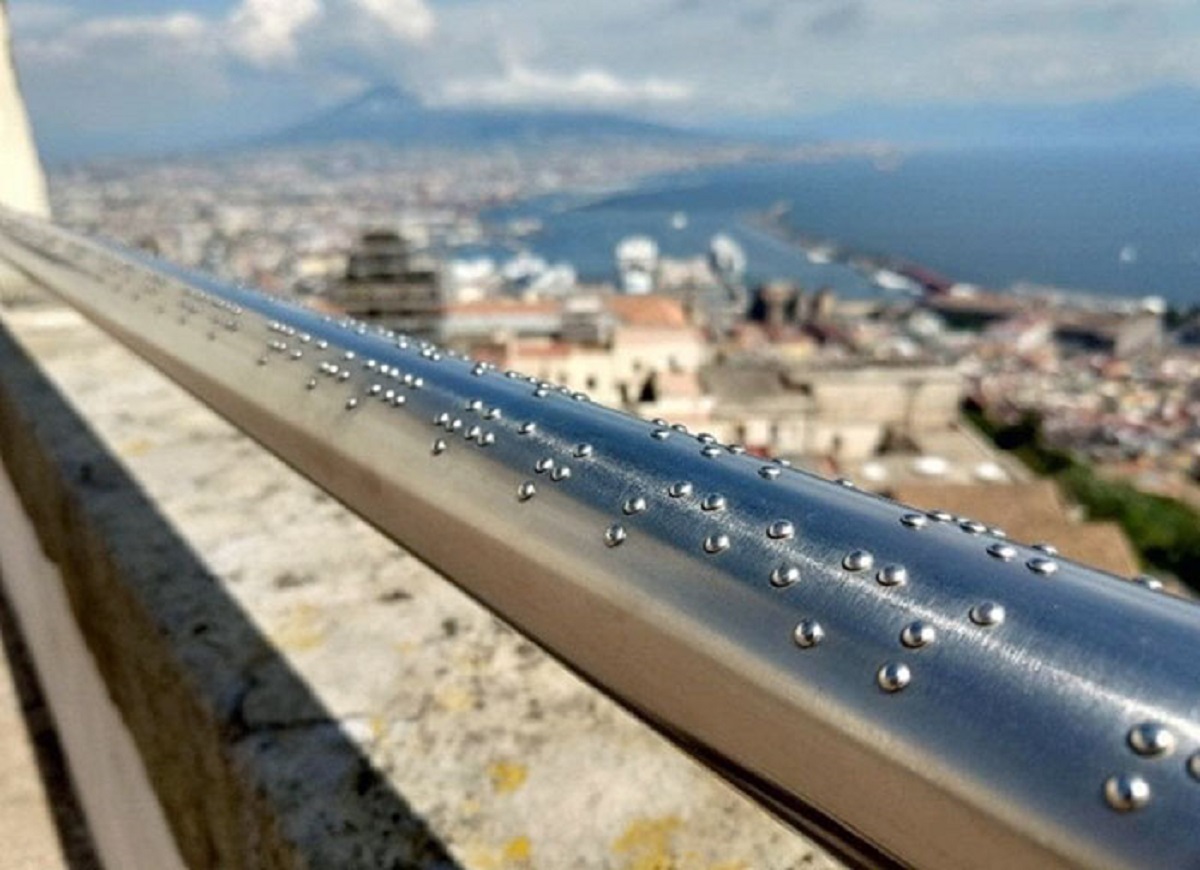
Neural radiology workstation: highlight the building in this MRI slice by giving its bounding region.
[704,361,963,462]
[325,230,443,335]
[471,294,710,413]
[888,481,1141,577]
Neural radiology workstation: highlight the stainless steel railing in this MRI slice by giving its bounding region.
[1,207,1198,870]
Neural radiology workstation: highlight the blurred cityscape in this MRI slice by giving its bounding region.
[47,141,1200,591]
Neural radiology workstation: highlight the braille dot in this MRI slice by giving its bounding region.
[518,481,537,501]
[306,378,317,390]
[876,565,908,587]
[466,399,483,412]
[703,534,731,554]
[771,565,800,588]
[623,496,648,515]
[728,444,747,455]
[668,481,693,498]
[1133,574,1164,592]
[535,458,555,474]
[843,550,874,572]
[449,418,463,431]
[793,619,824,649]
[697,433,716,444]
[835,477,856,488]
[701,494,728,512]
[338,371,350,382]
[927,510,953,523]
[432,439,447,456]
[519,422,537,435]
[550,466,571,482]
[701,445,723,458]
[767,520,795,540]
[345,398,359,410]
[987,543,1017,561]
[989,527,1007,538]
[368,384,382,396]
[1187,753,1200,781]
[877,662,912,692]
[775,458,793,468]
[574,443,594,458]
[465,425,482,441]
[1027,557,1059,576]
[1033,542,1059,555]
[900,513,928,529]
[605,524,627,547]
[970,602,1006,627]
[759,466,782,480]
[392,395,406,407]
[1104,774,1151,812]
[651,429,671,441]
[672,423,689,433]
[1128,722,1176,757]
[485,408,502,421]
[434,412,450,426]
[412,377,424,389]
[534,387,549,398]
[960,520,986,534]
[900,621,936,649]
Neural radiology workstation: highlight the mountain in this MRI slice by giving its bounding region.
[262,84,708,149]
[733,86,1200,149]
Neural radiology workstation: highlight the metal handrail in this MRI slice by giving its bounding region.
[1,207,1198,869]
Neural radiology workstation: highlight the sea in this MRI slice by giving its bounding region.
[482,147,1200,307]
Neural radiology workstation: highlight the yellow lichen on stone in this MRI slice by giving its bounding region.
[613,815,683,870]
[502,835,532,864]
[487,759,528,794]
[118,437,155,457]
[461,844,502,870]
[271,604,325,651]
[369,715,385,740]
[434,684,475,712]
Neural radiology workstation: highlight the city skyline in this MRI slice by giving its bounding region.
[9,0,1200,157]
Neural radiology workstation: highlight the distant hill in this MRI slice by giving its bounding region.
[735,86,1200,149]
[262,84,709,149]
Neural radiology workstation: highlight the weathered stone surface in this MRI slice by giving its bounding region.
[0,2,51,301]
[0,304,839,869]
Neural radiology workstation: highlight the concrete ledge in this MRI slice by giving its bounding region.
[0,305,833,868]
[0,314,457,869]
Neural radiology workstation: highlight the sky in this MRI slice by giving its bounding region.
[8,0,1200,157]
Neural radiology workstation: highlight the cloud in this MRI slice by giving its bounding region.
[5,2,81,36]
[441,61,693,108]
[11,0,438,154]
[12,0,1200,156]
[351,0,435,43]
[227,0,322,69]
